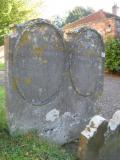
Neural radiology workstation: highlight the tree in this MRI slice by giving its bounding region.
[51,16,65,28]
[0,0,43,45]
[65,6,94,24]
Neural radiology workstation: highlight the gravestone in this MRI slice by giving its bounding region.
[5,19,105,145]
[78,111,120,160]
[78,115,108,160]
[98,110,120,160]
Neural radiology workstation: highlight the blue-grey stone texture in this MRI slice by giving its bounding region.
[5,19,105,145]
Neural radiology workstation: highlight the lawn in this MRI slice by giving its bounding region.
[0,86,77,160]
[0,63,5,70]
[0,86,7,129]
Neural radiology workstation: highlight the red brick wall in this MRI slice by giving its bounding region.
[64,18,117,40]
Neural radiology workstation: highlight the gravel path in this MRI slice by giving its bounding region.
[95,74,120,119]
[0,71,120,119]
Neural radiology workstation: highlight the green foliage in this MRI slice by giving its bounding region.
[0,0,43,46]
[51,16,65,28]
[51,6,94,28]
[65,6,94,24]
[0,87,76,160]
[0,86,7,129]
[105,38,120,72]
[0,63,5,70]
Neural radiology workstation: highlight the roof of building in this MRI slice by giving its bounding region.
[64,10,120,30]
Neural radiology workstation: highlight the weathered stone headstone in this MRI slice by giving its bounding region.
[78,115,108,160]
[5,19,105,145]
[108,110,120,131]
[98,110,120,160]
[65,27,105,100]
[78,111,120,160]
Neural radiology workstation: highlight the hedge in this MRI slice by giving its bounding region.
[105,38,120,72]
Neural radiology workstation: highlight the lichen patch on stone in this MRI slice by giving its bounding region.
[81,115,106,139]
[46,109,60,122]
[108,110,120,131]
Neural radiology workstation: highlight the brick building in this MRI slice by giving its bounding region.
[64,5,120,40]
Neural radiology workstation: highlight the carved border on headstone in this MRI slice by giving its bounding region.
[12,19,66,106]
[68,27,105,98]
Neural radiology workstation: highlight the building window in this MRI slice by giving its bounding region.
[106,24,112,33]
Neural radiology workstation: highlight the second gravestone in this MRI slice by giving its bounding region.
[5,19,105,145]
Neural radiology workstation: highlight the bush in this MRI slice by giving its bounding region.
[105,39,120,72]
[0,35,4,46]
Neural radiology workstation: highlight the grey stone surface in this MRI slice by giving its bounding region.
[108,110,120,131]
[78,115,108,160]
[95,75,120,119]
[5,19,104,145]
[65,28,104,100]
[0,71,5,86]
[98,133,120,160]
[98,111,120,160]
[78,112,120,160]
[1,73,120,114]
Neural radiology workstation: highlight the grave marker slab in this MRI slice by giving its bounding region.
[5,19,105,145]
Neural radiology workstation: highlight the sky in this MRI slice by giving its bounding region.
[39,0,120,19]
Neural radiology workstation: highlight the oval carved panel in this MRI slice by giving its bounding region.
[13,21,65,106]
[69,28,104,97]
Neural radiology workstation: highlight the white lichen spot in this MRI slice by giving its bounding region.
[91,44,95,47]
[22,59,25,64]
[32,99,35,103]
[33,37,38,46]
[101,52,105,58]
[63,112,71,117]
[38,88,43,96]
[108,110,120,131]
[9,113,14,120]
[81,115,106,139]
[98,64,102,70]
[68,86,72,90]
[46,109,59,122]
[40,133,44,136]
[86,92,90,96]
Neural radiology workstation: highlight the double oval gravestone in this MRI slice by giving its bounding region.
[6,19,105,145]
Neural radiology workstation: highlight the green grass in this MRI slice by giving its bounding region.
[0,86,7,129]
[0,63,5,70]
[0,86,77,160]
[0,131,76,160]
